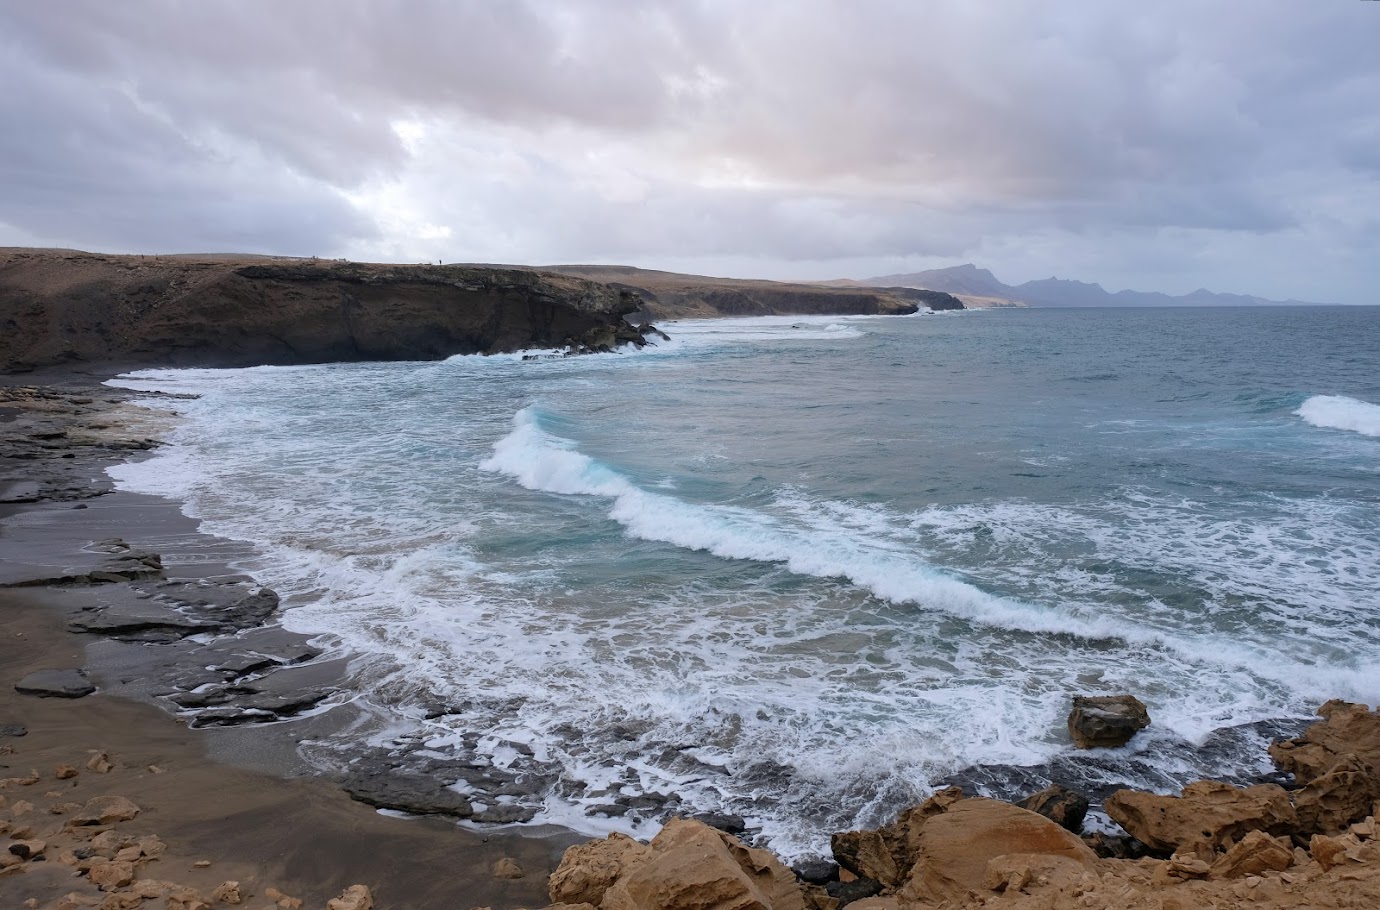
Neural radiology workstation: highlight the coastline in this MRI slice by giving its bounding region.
[1,373,579,908]
[4,365,1379,910]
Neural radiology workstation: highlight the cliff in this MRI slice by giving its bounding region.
[0,248,651,372]
[535,265,934,319]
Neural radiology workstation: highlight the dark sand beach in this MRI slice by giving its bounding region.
[0,375,576,909]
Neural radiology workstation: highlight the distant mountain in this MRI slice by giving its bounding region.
[863,264,1330,307]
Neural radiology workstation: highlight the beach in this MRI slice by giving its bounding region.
[0,376,575,909]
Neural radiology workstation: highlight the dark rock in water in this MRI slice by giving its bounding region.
[340,768,474,819]
[1083,831,1152,859]
[826,876,883,906]
[1068,694,1151,748]
[472,803,539,824]
[1018,783,1090,833]
[15,668,96,698]
[691,812,746,835]
[0,723,28,737]
[792,858,840,885]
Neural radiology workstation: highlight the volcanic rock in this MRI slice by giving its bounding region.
[339,768,473,819]
[1067,694,1151,748]
[14,668,96,698]
[1017,783,1090,833]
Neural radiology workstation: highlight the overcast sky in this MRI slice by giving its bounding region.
[2,1,1378,302]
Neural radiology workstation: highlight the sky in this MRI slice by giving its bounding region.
[2,1,1378,303]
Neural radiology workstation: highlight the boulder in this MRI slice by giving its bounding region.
[825,877,883,906]
[1207,830,1294,879]
[1103,780,1297,856]
[1291,755,1380,835]
[829,830,901,889]
[69,795,141,826]
[602,819,806,910]
[14,668,96,698]
[1269,700,1380,784]
[898,798,1097,905]
[87,860,135,890]
[1067,694,1150,748]
[1017,783,1090,833]
[830,786,964,888]
[326,885,373,910]
[551,819,807,910]
[549,833,653,906]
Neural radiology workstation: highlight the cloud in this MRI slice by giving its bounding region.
[1,0,1377,301]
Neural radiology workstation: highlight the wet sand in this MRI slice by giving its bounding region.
[0,377,578,908]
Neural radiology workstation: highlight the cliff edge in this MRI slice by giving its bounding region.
[0,248,651,372]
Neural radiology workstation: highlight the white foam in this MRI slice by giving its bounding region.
[481,408,1114,641]
[1296,395,1380,438]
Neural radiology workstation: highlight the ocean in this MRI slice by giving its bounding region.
[109,305,1380,858]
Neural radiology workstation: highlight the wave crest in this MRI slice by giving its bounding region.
[1295,395,1380,438]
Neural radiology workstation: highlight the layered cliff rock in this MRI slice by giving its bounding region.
[537,265,940,319]
[0,248,651,372]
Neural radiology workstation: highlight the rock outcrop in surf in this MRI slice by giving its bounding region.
[0,248,660,372]
[548,701,1380,910]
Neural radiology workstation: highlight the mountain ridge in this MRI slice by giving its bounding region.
[861,264,1332,307]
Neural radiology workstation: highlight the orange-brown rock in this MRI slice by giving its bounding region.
[548,833,654,906]
[1291,755,1380,834]
[601,818,806,910]
[1208,831,1294,879]
[69,795,140,826]
[1270,700,1380,784]
[326,884,373,910]
[898,798,1097,905]
[550,819,807,910]
[830,787,965,888]
[87,860,135,890]
[1103,780,1297,855]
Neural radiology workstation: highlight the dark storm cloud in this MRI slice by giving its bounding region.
[1,1,1377,300]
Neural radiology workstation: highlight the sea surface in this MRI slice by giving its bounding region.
[110,306,1380,857]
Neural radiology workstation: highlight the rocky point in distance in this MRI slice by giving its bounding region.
[0,249,971,375]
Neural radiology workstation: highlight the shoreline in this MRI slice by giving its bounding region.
[5,369,1380,910]
[1,375,580,908]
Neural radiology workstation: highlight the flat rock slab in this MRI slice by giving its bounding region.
[15,668,96,698]
[66,578,279,641]
[340,767,475,819]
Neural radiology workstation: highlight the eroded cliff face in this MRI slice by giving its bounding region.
[539,265,933,320]
[0,249,648,372]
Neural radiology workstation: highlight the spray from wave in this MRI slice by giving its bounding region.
[1295,395,1380,438]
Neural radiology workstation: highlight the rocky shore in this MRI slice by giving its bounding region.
[542,699,1380,910]
[5,383,1378,910]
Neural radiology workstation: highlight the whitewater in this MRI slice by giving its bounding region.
[108,306,1380,858]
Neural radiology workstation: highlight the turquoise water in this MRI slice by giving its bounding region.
[111,306,1380,855]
